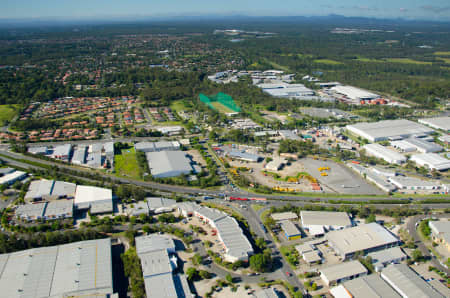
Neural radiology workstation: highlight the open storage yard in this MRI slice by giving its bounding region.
[300,158,384,195]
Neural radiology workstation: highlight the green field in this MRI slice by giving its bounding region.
[210,101,235,113]
[114,146,141,179]
[384,58,432,65]
[314,59,343,65]
[434,51,450,56]
[0,104,20,126]
[437,57,450,64]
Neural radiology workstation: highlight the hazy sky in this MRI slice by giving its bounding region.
[2,0,450,21]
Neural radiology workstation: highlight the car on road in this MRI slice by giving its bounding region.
[286,271,292,277]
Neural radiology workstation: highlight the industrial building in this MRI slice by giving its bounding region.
[346,120,434,142]
[367,246,407,272]
[24,179,76,202]
[381,264,444,298]
[330,274,401,298]
[127,197,176,216]
[279,130,301,140]
[362,143,407,164]
[0,238,115,298]
[135,234,192,298]
[177,202,254,262]
[419,116,450,131]
[391,138,443,153]
[389,176,441,191]
[51,144,72,161]
[300,211,352,236]
[74,185,113,214]
[271,211,298,221]
[257,82,315,99]
[15,199,74,221]
[320,260,368,286]
[410,153,450,171]
[71,142,114,169]
[0,170,27,185]
[265,157,287,171]
[280,220,302,240]
[227,150,262,162]
[429,221,450,252]
[326,223,399,259]
[146,150,196,178]
[135,141,181,152]
[27,146,48,155]
[330,85,379,103]
[255,288,280,298]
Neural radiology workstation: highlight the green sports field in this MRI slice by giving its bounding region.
[0,104,20,126]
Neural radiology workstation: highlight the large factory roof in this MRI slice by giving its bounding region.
[0,238,114,298]
[347,120,434,142]
[419,116,450,131]
[332,274,401,298]
[146,151,194,178]
[381,264,444,298]
[136,234,175,255]
[331,85,379,100]
[135,141,180,152]
[326,223,399,257]
[300,211,351,227]
[410,153,450,171]
[25,179,76,201]
[320,261,368,283]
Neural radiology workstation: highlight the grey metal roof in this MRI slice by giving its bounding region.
[143,273,178,298]
[255,288,280,298]
[342,274,401,298]
[300,210,351,228]
[403,138,443,153]
[71,146,86,164]
[103,142,114,156]
[381,264,444,298]
[228,150,262,162]
[146,151,193,178]
[271,212,298,221]
[140,250,172,277]
[419,116,450,131]
[136,235,175,255]
[27,146,48,155]
[347,120,434,141]
[146,197,176,209]
[128,201,150,216]
[16,203,46,219]
[51,181,76,198]
[25,180,54,200]
[326,223,399,256]
[52,144,72,157]
[135,141,180,152]
[368,247,406,268]
[0,167,14,175]
[280,220,301,236]
[86,151,102,168]
[320,261,368,283]
[91,143,103,153]
[89,201,113,214]
[44,199,73,219]
[0,238,113,298]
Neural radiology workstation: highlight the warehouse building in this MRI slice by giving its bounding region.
[429,221,450,252]
[51,143,72,161]
[135,141,181,152]
[177,202,254,262]
[271,211,298,221]
[265,157,287,171]
[391,137,443,153]
[389,176,441,191]
[367,246,407,272]
[74,185,113,214]
[320,260,368,286]
[362,143,407,164]
[0,170,27,185]
[300,211,352,236]
[279,130,301,141]
[255,288,280,298]
[381,264,444,298]
[346,120,434,142]
[331,85,379,103]
[24,179,76,202]
[326,223,399,260]
[410,153,450,171]
[0,238,115,298]
[227,150,262,162]
[71,146,87,164]
[280,220,302,240]
[127,197,176,216]
[146,150,196,178]
[419,116,450,131]
[16,199,74,221]
[27,146,48,155]
[135,234,192,298]
[330,274,401,298]
[257,82,315,99]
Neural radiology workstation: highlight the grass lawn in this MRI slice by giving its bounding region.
[114,146,141,180]
[434,51,450,56]
[385,58,432,65]
[314,59,343,65]
[170,100,188,113]
[437,57,450,64]
[251,204,264,212]
[263,58,291,72]
[210,101,235,114]
[0,104,21,126]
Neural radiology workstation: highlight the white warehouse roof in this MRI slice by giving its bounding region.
[347,120,434,142]
[363,143,407,164]
[411,153,450,171]
[331,274,401,298]
[300,211,352,228]
[419,116,450,131]
[331,85,379,101]
[74,185,113,209]
[146,151,194,178]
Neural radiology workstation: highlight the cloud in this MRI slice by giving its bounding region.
[353,5,378,12]
[399,8,408,13]
[420,5,450,13]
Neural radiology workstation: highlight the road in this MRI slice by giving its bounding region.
[406,214,450,275]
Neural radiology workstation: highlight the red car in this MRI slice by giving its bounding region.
[286,271,292,277]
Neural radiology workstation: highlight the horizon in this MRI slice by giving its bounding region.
[2,0,450,23]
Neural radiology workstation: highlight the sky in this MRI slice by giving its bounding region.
[1,0,450,21]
